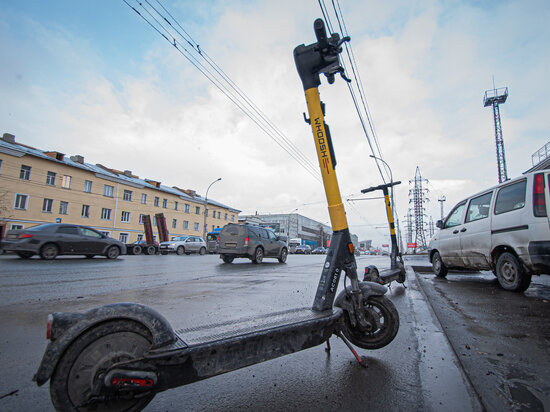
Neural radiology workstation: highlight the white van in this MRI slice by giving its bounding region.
[429,170,549,292]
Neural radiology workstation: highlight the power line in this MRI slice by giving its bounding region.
[122,0,322,182]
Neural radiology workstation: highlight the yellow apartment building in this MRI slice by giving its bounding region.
[0,133,240,243]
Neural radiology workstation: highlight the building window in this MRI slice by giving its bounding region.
[225,213,228,221]
[153,216,157,226]
[183,220,189,230]
[62,175,72,189]
[184,204,190,213]
[154,197,160,207]
[104,185,114,197]
[123,189,133,202]
[46,171,56,186]
[194,222,200,231]
[20,165,31,180]
[119,233,129,243]
[84,180,93,193]
[231,215,235,222]
[11,224,24,230]
[100,231,110,237]
[162,198,167,208]
[121,211,130,223]
[172,219,177,229]
[174,201,178,211]
[141,193,147,204]
[101,208,112,220]
[195,206,201,215]
[42,198,53,213]
[139,214,146,224]
[136,234,144,241]
[59,201,69,215]
[14,193,29,210]
[81,204,90,218]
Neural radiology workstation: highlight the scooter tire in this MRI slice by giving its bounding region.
[341,295,399,350]
[50,320,155,412]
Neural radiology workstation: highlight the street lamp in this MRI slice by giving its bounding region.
[203,178,221,240]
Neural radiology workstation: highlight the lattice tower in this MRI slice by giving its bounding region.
[409,166,430,250]
[483,86,509,183]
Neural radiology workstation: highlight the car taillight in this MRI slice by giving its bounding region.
[244,236,249,246]
[533,173,547,217]
[18,233,34,239]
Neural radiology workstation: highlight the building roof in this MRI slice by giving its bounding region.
[0,134,240,213]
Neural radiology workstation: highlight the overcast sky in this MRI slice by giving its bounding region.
[2,0,549,246]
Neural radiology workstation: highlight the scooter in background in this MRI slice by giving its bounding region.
[361,181,407,287]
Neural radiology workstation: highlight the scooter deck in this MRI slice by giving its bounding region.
[173,307,338,346]
[148,307,343,391]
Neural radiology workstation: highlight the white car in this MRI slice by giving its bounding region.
[159,236,206,255]
[429,170,550,292]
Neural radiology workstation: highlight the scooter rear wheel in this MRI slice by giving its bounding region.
[50,320,155,412]
[341,295,399,350]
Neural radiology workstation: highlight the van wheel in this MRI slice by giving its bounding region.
[496,252,531,292]
[278,248,288,263]
[252,247,264,264]
[432,251,447,278]
[222,255,234,264]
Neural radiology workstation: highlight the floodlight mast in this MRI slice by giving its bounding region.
[483,86,509,184]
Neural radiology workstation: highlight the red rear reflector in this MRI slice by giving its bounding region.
[244,236,249,246]
[533,173,547,217]
[18,233,34,239]
[364,267,370,274]
[348,243,354,254]
[46,314,53,340]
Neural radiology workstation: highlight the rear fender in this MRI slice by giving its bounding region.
[33,303,176,386]
[334,281,388,326]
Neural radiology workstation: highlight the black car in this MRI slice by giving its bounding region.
[1,223,126,260]
[312,247,327,254]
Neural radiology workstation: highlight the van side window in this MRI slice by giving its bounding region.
[445,202,466,228]
[465,192,493,223]
[494,180,527,215]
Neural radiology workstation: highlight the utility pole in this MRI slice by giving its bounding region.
[483,83,509,183]
[438,195,446,220]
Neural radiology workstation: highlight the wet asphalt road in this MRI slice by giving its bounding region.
[0,252,546,411]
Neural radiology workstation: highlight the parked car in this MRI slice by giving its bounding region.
[295,245,312,254]
[218,223,287,264]
[312,247,327,254]
[159,236,206,255]
[1,223,126,260]
[429,170,550,292]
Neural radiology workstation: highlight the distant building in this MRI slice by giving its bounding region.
[359,240,372,251]
[0,133,240,242]
[239,213,333,248]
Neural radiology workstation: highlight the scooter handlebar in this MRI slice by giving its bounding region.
[360,180,401,194]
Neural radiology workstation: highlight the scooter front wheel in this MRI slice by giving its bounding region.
[50,320,155,412]
[341,295,399,350]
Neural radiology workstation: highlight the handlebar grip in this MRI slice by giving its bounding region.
[314,18,328,50]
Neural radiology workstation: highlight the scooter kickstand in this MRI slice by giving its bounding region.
[325,338,331,353]
[335,331,368,368]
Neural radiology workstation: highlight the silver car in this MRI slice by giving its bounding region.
[159,236,206,255]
